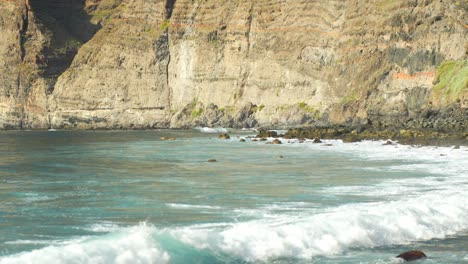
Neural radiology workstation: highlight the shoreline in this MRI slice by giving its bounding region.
[257,127,468,147]
[3,126,467,147]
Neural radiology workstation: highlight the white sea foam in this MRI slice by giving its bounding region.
[228,140,468,261]
[0,224,170,264]
[163,187,468,262]
[3,188,468,263]
[81,222,121,233]
[166,203,222,210]
[20,193,57,202]
[3,140,466,263]
[196,127,229,133]
[5,240,56,246]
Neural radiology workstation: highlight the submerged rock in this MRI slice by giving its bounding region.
[239,138,246,142]
[383,140,394,145]
[207,159,217,162]
[396,250,427,262]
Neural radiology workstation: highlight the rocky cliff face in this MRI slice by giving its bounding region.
[1,0,467,130]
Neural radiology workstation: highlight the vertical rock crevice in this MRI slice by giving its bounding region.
[165,0,176,20]
[237,1,255,102]
[19,4,29,62]
[156,0,177,113]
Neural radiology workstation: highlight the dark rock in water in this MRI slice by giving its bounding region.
[383,140,393,145]
[218,133,230,139]
[396,250,427,261]
[239,138,246,142]
[259,138,267,141]
[256,129,278,138]
[271,139,282,144]
[313,138,322,143]
[252,139,258,142]
[298,140,305,143]
[160,137,168,141]
[323,143,333,146]
[454,145,460,149]
[277,155,284,159]
[207,159,217,162]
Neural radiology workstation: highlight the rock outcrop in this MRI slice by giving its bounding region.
[0,0,467,130]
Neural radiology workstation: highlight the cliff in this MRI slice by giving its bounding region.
[1,0,467,130]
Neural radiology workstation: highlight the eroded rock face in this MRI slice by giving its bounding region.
[1,0,466,129]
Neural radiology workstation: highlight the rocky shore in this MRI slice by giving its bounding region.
[256,124,467,147]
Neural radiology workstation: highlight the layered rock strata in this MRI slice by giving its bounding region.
[0,0,466,131]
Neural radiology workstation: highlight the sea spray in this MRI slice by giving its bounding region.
[0,224,170,264]
[162,188,468,262]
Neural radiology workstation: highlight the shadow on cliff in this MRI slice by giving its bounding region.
[165,0,176,19]
[29,0,101,93]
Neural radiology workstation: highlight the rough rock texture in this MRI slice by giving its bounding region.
[0,0,467,130]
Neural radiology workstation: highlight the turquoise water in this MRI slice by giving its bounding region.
[0,130,467,263]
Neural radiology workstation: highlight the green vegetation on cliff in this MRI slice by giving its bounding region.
[433,60,468,103]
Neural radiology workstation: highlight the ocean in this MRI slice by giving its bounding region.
[0,130,467,263]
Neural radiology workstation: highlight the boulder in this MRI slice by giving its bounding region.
[218,133,230,139]
[256,129,278,138]
[239,138,246,142]
[271,139,282,144]
[396,250,427,262]
[207,159,217,162]
[313,138,322,143]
